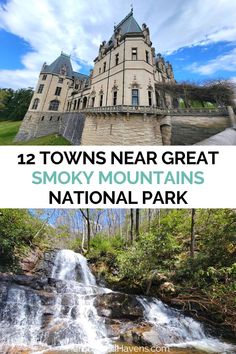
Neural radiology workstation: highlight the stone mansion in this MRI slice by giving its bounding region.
[15,10,232,145]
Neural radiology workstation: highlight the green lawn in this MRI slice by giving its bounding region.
[0,121,21,145]
[0,120,71,145]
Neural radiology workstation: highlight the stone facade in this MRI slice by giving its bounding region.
[15,10,234,145]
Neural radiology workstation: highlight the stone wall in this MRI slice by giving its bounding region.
[171,115,231,145]
[14,112,60,142]
[60,112,85,145]
[15,111,231,146]
[80,114,164,145]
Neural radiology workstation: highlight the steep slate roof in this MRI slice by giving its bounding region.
[41,52,89,80]
[107,10,142,47]
[114,9,142,35]
[41,52,74,77]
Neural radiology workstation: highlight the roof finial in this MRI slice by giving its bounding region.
[130,3,133,13]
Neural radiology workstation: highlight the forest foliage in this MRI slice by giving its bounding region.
[0,208,235,308]
[0,88,33,121]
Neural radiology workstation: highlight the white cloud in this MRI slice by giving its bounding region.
[189,48,236,75]
[0,0,236,88]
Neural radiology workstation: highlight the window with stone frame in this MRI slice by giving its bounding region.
[55,87,62,96]
[32,98,39,110]
[42,74,47,80]
[37,84,44,94]
[132,48,138,60]
[100,94,103,107]
[132,89,139,106]
[113,91,117,105]
[91,97,95,107]
[103,62,106,72]
[58,78,64,83]
[115,53,119,66]
[49,100,60,111]
[148,90,152,106]
[146,50,149,63]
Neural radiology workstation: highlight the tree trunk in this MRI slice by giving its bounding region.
[148,209,151,230]
[79,208,91,252]
[190,209,196,258]
[130,209,134,244]
[86,209,91,252]
[135,209,140,240]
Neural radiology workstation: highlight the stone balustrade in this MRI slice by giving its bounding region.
[79,105,228,116]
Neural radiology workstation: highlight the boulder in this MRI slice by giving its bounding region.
[94,292,143,320]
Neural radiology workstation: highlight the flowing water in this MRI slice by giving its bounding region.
[0,249,235,354]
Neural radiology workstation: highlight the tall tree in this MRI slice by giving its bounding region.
[135,209,140,239]
[190,209,196,258]
[130,209,134,244]
[79,209,91,252]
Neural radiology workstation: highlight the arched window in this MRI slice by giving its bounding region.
[32,98,39,110]
[77,99,81,110]
[49,100,59,111]
[73,100,77,110]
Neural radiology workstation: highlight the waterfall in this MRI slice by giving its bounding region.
[0,249,235,354]
[138,296,235,353]
[0,286,43,346]
[43,249,112,353]
[51,249,96,285]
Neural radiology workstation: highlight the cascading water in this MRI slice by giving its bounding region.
[43,249,112,353]
[0,249,235,354]
[138,297,236,353]
[0,286,43,346]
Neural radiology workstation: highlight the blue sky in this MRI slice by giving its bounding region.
[0,0,236,89]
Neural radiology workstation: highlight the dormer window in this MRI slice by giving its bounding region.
[60,65,67,76]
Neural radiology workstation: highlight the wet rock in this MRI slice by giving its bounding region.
[34,250,58,278]
[94,292,143,320]
[133,328,161,346]
[61,294,75,306]
[45,321,67,346]
[37,291,56,306]
[120,322,154,345]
